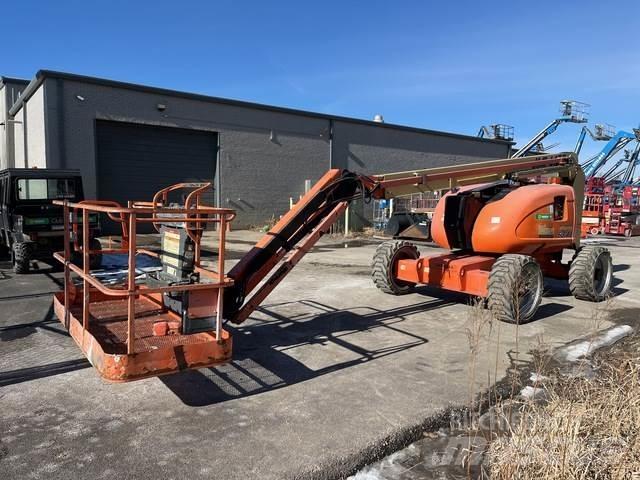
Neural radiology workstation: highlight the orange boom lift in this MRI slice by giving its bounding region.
[53,153,613,381]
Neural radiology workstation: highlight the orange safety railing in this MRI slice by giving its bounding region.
[53,197,236,355]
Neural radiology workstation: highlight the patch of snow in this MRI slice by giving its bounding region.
[529,373,548,383]
[519,386,545,400]
[348,444,417,480]
[561,325,633,362]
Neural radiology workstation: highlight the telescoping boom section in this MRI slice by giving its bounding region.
[53,153,605,382]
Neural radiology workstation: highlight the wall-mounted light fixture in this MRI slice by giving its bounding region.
[157,103,167,112]
[76,95,85,101]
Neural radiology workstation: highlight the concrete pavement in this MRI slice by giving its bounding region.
[0,232,638,479]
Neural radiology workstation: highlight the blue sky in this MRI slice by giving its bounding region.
[3,0,640,160]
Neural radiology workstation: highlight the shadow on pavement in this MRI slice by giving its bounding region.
[416,284,575,322]
[160,298,442,406]
[0,358,91,387]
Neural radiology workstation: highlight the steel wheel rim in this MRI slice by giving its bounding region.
[593,253,612,296]
[517,263,542,319]
[391,247,418,288]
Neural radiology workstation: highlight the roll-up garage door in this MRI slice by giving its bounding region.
[96,121,217,233]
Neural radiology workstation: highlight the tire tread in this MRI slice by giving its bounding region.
[487,254,542,324]
[372,241,419,295]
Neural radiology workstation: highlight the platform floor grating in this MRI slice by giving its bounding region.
[69,297,213,354]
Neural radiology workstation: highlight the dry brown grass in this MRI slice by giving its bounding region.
[486,354,640,479]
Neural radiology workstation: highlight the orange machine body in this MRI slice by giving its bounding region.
[431,183,577,254]
[396,254,495,297]
[399,182,578,297]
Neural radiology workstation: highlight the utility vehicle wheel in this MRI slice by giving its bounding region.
[89,238,103,270]
[569,245,613,302]
[13,242,31,274]
[372,240,419,295]
[487,254,543,324]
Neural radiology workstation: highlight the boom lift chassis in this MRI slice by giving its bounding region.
[53,153,611,381]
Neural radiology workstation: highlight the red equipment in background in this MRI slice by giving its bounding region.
[601,183,640,237]
[581,177,606,236]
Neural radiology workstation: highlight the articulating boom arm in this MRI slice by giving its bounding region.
[621,141,640,185]
[224,153,583,325]
[574,124,614,156]
[602,154,631,182]
[582,130,639,178]
[512,119,562,159]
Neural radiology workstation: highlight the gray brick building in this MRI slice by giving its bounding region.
[1,71,511,229]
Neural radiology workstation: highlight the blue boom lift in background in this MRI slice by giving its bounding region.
[511,100,589,158]
[581,128,640,178]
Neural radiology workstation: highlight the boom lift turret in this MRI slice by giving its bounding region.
[53,153,613,381]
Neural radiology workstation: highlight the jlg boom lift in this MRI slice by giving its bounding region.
[53,153,613,381]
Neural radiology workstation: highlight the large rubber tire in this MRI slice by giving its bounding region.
[372,240,419,295]
[12,242,31,274]
[569,245,613,302]
[487,254,543,324]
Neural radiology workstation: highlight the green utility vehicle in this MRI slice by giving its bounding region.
[0,168,101,273]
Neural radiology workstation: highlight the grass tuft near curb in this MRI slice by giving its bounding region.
[487,345,640,479]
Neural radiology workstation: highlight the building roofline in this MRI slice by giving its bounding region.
[8,69,512,146]
[0,76,30,88]
[0,167,81,176]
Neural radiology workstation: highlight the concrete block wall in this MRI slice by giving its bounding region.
[40,78,332,227]
[0,87,6,170]
[331,121,510,228]
[0,79,28,169]
[12,108,25,168]
[8,72,511,229]
[10,87,48,169]
[24,85,47,168]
